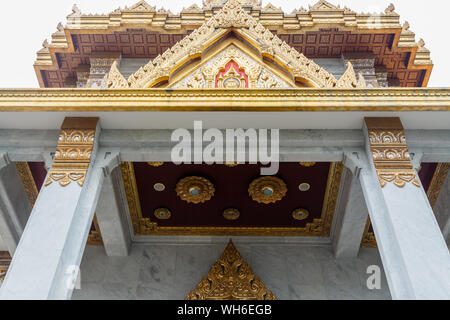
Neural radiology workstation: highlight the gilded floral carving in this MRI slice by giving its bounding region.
[365,118,420,189]
[248,176,287,204]
[45,118,98,188]
[176,176,216,204]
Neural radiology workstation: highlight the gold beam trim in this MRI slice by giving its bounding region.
[120,162,343,237]
[0,88,448,112]
[186,239,276,300]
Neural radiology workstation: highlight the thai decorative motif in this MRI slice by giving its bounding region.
[427,163,450,208]
[299,162,316,167]
[107,61,128,89]
[203,0,262,10]
[147,162,164,167]
[176,176,215,204]
[109,0,363,89]
[248,176,287,204]
[154,208,172,220]
[45,118,98,187]
[223,208,240,220]
[203,45,260,88]
[365,117,420,188]
[186,240,276,300]
[178,70,205,89]
[292,208,309,221]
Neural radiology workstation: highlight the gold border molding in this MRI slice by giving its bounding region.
[0,88,448,112]
[186,240,276,300]
[120,161,343,237]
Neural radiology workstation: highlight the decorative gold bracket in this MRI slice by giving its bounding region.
[365,117,420,188]
[45,117,99,187]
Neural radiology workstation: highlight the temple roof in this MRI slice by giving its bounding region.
[35,0,433,88]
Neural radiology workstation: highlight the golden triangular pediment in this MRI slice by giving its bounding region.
[107,0,364,89]
[171,42,293,89]
[186,240,276,300]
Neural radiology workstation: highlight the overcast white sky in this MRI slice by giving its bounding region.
[0,0,448,88]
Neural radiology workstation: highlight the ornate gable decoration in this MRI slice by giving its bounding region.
[186,240,276,300]
[175,44,291,89]
[108,0,364,89]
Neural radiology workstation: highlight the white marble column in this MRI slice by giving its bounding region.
[333,164,369,258]
[360,118,450,299]
[0,154,32,255]
[0,119,107,300]
[95,161,132,257]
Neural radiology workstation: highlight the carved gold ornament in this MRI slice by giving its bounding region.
[223,208,240,221]
[147,162,164,167]
[203,45,260,88]
[248,176,287,204]
[299,162,316,167]
[186,240,276,300]
[45,118,98,187]
[292,208,309,221]
[224,162,240,167]
[176,176,215,204]
[154,208,171,220]
[366,118,420,189]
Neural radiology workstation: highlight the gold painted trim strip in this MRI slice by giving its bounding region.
[121,161,343,237]
[15,162,39,206]
[427,163,450,208]
[0,88,449,112]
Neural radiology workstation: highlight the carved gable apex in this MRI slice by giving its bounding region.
[262,3,283,13]
[127,0,155,12]
[108,0,363,89]
[309,0,342,11]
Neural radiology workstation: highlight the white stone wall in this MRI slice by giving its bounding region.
[72,244,391,300]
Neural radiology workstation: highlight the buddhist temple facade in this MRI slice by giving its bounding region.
[0,0,449,300]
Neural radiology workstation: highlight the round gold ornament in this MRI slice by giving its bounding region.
[223,208,240,221]
[154,208,171,220]
[176,176,215,204]
[292,208,309,221]
[248,176,287,204]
